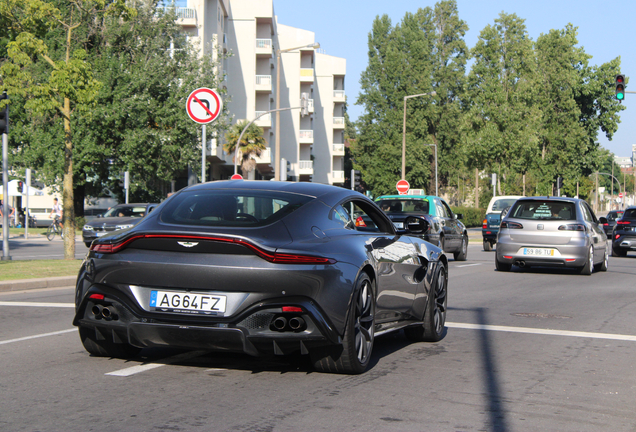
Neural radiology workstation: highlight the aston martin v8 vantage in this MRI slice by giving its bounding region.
[73,181,449,374]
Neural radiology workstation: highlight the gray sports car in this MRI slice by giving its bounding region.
[496,196,608,275]
[73,181,449,374]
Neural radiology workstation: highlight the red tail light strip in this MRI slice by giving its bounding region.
[90,234,336,264]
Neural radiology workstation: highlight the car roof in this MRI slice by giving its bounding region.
[515,196,581,203]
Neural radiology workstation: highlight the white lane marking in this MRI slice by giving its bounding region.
[456,263,482,268]
[106,350,208,377]
[0,301,74,308]
[105,363,165,377]
[446,322,636,342]
[0,328,76,346]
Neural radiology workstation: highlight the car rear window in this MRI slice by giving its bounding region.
[375,199,429,214]
[159,190,312,227]
[103,206,147,218]
[623,209,636,219]
[508,200,576,221]
[491,198,518,212]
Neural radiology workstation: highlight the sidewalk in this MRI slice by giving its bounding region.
[0,275,77,293]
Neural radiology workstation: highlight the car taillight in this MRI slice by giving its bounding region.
[90,234,337,264]
[482,219,487,229]
[616,234,621,240]
[558,224,586,232]
[282,306,303,312]
[355,216,367,227]
[89,293,105,300]
[617,221,630,225]
[500,221,523,229]
[603,223,609,226]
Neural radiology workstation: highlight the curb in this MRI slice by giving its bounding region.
[0,276,76,293]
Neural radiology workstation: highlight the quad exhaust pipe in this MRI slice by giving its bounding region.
[90,304,118,321]
[288,317,305,331]
[516,260,526,268]
[272,316,287,331]
[270,315,306,332]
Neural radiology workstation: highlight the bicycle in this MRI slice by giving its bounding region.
[46,217,63,241]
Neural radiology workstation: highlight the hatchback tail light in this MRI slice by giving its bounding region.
[500,221,523,229]
[617,221,631,225]
[355,216,367,227]
[558,224,586,232]
[482,219,487,229]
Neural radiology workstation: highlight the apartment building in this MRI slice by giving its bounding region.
[166,0,347,184]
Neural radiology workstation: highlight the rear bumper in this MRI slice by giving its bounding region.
[613,235,636,251]
[482,230,498,242]
[496,239,589,268]
[73,285,340,356]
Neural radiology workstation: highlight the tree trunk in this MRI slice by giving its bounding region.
[62,97,75,260]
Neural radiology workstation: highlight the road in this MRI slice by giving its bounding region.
[2,234,87,260]
[1,244,636,431]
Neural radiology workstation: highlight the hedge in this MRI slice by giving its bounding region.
[451,206,486,228]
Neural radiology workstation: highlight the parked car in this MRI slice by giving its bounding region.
[496,197,608,275]
[482,195,523,251]
[82,203,158,247]
[610,207,636,257]
[375,194,468,261]
[602,210,624,236]
[73,181,449,374]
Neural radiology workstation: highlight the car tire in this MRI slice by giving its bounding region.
[612,247,626,257]
[495,256,512,272]
[483,240,492,252]
[454,235,468,261]
[404,264,447,342]
[311,272,375,374]
[595,248,609,272]
[579,245,594,276]
[78,326,141,359]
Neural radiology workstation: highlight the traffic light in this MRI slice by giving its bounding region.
[18,181,23,193]
[0,92,7,135]
[616,74,626,101]
[556,177,563,189]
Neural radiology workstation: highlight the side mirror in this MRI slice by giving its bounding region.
[599,217,608,224]
[403,216,429,235]
[455,213,463,220]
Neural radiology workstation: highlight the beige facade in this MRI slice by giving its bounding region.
[169,0,346,184]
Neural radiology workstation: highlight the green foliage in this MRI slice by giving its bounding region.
[451,206,485,228]
[223,120,267,177]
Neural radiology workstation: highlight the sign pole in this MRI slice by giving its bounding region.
[25,168,30,239]
[201,123,206,183]
[2,94,10,261]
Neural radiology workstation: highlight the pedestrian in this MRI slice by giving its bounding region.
[0,199,16,226]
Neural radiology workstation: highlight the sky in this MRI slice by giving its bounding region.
[272,0,635,158]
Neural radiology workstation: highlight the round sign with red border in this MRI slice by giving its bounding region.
[396,179,410,195]
[231,174,243,180]
[619,192,623,198]
[186,88,223,124]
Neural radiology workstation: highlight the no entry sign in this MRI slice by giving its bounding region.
[396,179,410,195]
[186,88,222,124]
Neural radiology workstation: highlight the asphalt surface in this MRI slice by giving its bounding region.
[3,243,636,431]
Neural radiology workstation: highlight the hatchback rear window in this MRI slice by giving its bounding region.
[491,198,518,211]
[624,209,636,219]
[159,190,312,227]
[375,199,429,214]
[508,200,576,221]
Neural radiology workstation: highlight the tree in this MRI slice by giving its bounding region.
[353,1,468,196]
[0,0,135,259]
[223,121,267,178]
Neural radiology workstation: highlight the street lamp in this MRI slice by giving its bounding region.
[598,172,624,210]
[274,42,320,181]
[401,91,436,182]
[423,144,438,197]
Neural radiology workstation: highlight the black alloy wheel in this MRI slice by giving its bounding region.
[405,264,447,342]
[312,272,375,374]
[454,235,468,261]
[495,255,511,272]
[79,326,141,359]
[612,246,627,257]
[595,247,609,272]
[579,245,594,276]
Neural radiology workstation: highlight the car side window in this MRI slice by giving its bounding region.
[435,200,447,218]
[583,203,598,223]
[580,203,594,223]
[441,201,454,220]
[333,205,354,229]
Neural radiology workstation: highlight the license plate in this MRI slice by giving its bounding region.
[523,248,555,256]
[95,231,109,237]
[393,222,404,229]
[150,290,227,315]
[490,224,500,228]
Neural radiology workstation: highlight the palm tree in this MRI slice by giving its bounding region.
[223,121,267,177]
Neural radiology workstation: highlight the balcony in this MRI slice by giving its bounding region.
[255,75,272,92]
[308,98,314,114]
[161,7,196,26]
[333,143,345,156]
[254,111,271,128]
[333,117,345,129]
[255,39,272,56]
[252,147,271,165]
[333,90,345,103]
[298,160,314,175]
[206,139,225,162]
[299,130,314,144]
[332,170,345,184]
[300,68,314,83]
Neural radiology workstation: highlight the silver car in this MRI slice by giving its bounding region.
[495,197,608,275]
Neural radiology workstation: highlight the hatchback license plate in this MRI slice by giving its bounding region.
[523,248,555,256]
[150,290,227,314]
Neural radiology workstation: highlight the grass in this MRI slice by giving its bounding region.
[0,259,83,281]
